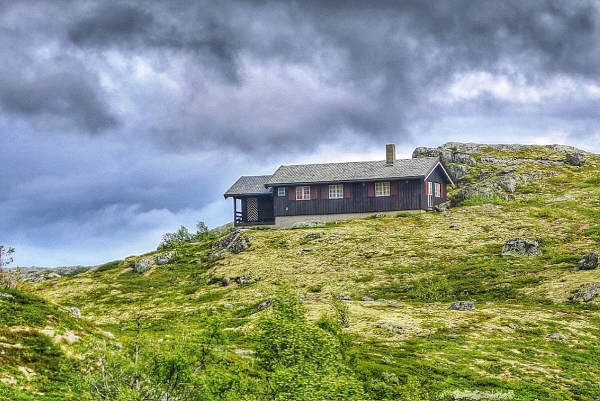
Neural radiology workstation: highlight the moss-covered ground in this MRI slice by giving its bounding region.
[5,144,600,400]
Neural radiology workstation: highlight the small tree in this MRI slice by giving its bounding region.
[0,246,16,289]
[0,245,15,270]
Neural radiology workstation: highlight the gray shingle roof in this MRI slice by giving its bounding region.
[224,175,273,198]
[265,157,441,186]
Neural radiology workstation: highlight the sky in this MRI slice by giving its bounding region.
[1,0,600,267]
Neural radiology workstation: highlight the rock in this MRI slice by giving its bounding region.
[448,164,469,180]
[361,296,374,301]
[229,236,251,254]
[412,146,439,158]
[449,301,475,311]
[571,283,600,302]
[337,294,351,301]
[548,333,567,341]
[222,303,234,308]
[233,275,251,285]
[208,230,251,257]
[206,276,221,285]
[497,176,517,193]
[452,153,476,166]
[500,166,517,174]
[376,322,405,334]
[133,257,154,274]
[387,301,400,308]
[578,252,598,270]
[501,238,542,257]
[375,213,386,218]
[544,195,573,204]
[67,307,81,319]
[258,299,272,310]
[508,323,521,331]
[566,152,586,166]
[434,200,451,212]
[154,252,173,265]
[212,230,243,251]
[0,292,14,299]
[219,278,230,287]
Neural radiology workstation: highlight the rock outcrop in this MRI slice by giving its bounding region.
[578,252,598,270]
[571,283,600,302]
[501,238,542,257]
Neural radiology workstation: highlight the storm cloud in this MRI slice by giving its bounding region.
[1,0,599,266]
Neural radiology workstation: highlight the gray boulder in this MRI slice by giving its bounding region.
[412,147,439,158]
[448,164,469,181]
[376,322,405,334]
[452,153,476,166]
[497,176,517,193]
[0,292,14,299]
[566,152,586,166]
[337,294,351,301]
[434,201,451,212]
[258,299,272,310]
[548,333,567,341]
[67,307,81,319]
[154,252,173,265]
[501,238,542,257]
[449,301,475,311]
[578,252,598,270]
[134,257,154,274]
[361,296,374,301]
[571,283,600,302]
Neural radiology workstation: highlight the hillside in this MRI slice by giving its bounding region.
[8,143,600,400]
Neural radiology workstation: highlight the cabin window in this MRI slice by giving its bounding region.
[375,182,390,197]
[278,187,286,196]
[434,183,441,197]
[296,186,311,200]
[329,184,343,199]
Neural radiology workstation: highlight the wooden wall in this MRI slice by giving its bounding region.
[274,179,424,217]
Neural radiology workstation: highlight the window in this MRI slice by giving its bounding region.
[296,186,311,200]
[329,184,343,199]
[278,187,286,197]
[434,183,441,197]
[375,182,390,197]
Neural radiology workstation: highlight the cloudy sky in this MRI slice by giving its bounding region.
[2,0,600,267]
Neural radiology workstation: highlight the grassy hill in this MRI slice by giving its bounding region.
[7,143,600,400]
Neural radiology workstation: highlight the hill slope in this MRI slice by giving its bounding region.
[22,143,600,400]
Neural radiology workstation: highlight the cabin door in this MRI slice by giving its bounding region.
[427,181,433,209]
[247,197,259,222]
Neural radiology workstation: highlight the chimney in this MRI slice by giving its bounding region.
[386,144,396,166]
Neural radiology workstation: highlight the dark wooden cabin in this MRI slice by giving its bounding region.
[224,144,455,227]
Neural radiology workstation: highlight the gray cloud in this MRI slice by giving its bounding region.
[1,0,600,266]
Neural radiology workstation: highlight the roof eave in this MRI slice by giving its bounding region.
[265,176,426,187]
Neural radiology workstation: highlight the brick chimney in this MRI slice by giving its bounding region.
[386,144,396,166]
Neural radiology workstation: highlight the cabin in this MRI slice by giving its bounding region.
[224,144,455,227]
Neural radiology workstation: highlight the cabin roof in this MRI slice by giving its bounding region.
[265,157,444,186]
[224,175,273,198]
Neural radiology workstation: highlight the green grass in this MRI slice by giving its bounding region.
[8,143,600,400]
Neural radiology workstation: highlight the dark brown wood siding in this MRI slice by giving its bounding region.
[274,179,422,217]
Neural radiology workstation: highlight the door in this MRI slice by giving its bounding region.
[427,181,433,209]
[247,197,258,222]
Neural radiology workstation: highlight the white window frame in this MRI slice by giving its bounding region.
[375,182,390,197]
[329,184,343,199]
[434,183,441,198]
[296,186,311,200]
[278,187,286,197]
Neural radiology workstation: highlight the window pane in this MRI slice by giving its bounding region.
[329,184,343,199]
[278,187,285,196]
[375,182,390,196]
